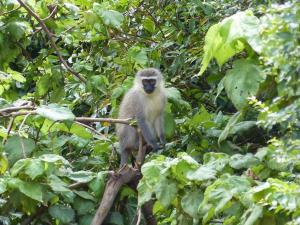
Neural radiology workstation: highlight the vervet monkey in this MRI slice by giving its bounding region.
[116,68,166,165]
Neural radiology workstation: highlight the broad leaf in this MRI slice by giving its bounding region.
[49,205,75,223]
[36,104,75,121]
[218,112,241,144]
[143,17,155,33]
[128,46,147,66]
[4,136,35,164]
[229,154,260,169]
[187,165,216,181]
[68,171,94,183]
[8,178,43,202]
[224,59,265,110]
[199,11,260,75]
[25,159,44,180]
[0,154,8,174]
[155,178,178,208]
[0,178,7,194]
[181,190,203,218]
[93,3,124,29]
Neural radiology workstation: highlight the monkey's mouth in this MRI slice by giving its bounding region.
[144,88,154,94]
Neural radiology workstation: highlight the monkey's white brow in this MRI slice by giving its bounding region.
[141,76,157,80]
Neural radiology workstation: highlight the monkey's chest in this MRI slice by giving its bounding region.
[144,96,163,123]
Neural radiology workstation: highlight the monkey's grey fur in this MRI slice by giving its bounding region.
[116,68,166,165]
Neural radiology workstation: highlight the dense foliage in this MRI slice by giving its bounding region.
[0,0,300,224]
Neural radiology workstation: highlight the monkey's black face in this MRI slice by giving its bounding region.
[142,79,156,94]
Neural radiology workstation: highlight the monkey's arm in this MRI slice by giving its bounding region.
[136,115,159,151]
[154,112,166,147]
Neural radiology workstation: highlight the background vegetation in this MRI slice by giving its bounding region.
[0,0,300,224]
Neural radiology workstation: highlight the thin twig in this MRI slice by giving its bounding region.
[42,5,57,21]
[2,117,15,144]
[18,113,31,158]
[18,113,31,133]
[75,117,133,125]
[16,0,87,83]
[0,111,38,118]
[74,121,107,139]
[0,106,35,114]
[0,5,21,16]
[136,208,142,225]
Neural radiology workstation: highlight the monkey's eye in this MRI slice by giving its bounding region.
[149,79,156,85]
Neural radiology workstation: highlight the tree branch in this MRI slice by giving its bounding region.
[0,108,133,125]
[16,0,87,83]
[75,117,133,125]
[0,106,35,115]
[0,5,21,16]
[42,5,57,21]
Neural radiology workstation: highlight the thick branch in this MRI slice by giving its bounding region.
[91,129,150,225]
[91,166,140,225]
[16,0,87,83]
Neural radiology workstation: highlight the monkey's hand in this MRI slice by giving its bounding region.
[159,135,166,146]
[150,142,160,152]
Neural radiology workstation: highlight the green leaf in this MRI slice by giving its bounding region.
[73,197,94,215]
[4,136,35,164]
[143,17,155,33]
[25,159,44,180]
[181,190,203,218]
[6,21,30,40]
[8,178,43,202]
[93,3,124,29]
[164,111,175,139]
[7,68,26,82]
[68,171,94,183]
[48,175,70,193]
[128,46,148,66]
[0,178,7,194]
[79,215,94,225]
[155,178,178,208]
[49,205,75,223]
[218,112,241,144]
[229,154,260,169]
[199,11,260,75]
[10,159,29,176]
[240,205,263,225]
[39,154,70,165]
[73,190,96,201]
[88,172,106,198]
[111,87,125,100]
[187,165,217,181]
[0,154,8,174]
[224,59,265,110]
[105,212,124,225]
[230,121,257,135]
[19,181,43,202]
[36,104,75,121]
[36,75,51,96]
[199,175,251,223]
[87,75,109,93]
[165,87,190,108]
[137,181,153,207]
